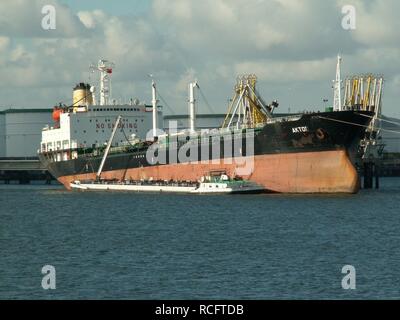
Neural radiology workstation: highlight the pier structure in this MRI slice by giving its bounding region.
[0,157,54,184]
[342,74,385,188]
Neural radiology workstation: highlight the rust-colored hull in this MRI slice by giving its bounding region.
[58,149,359,193]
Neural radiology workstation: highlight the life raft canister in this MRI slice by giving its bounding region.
[52,107,63,122]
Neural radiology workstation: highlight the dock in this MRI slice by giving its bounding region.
[0,157,55,184]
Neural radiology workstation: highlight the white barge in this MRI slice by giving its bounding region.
[70,175,265,194]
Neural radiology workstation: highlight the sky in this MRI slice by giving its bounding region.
[0,0,399,117]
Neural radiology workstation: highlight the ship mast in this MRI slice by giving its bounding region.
[188,81,199,133]
[333,55,342,111]
[151,78,159,139]
[90,59,115,106]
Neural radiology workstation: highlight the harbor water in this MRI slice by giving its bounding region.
[1,178,400,299]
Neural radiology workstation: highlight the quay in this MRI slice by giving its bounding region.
[0,157,55,184]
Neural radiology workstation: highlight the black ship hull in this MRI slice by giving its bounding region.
[39,110,372,193]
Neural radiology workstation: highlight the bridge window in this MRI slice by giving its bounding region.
[63,140,69,149]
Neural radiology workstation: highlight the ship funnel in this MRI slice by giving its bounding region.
[73,83,93,107]
[188,81,198,133]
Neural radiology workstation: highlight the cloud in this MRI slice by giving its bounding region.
[0,0,400,118]
[77,10,106,29]
[338,0,400,48]
[0,37,10,51]
[0,0,88,38]
[175,68,197,94]
[234,58,336,83]
[152,0,358,61]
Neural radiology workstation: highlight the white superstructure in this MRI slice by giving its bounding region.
[40,60,162,161]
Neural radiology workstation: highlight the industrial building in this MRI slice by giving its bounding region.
[0,108,53,157]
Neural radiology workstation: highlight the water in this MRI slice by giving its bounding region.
[1,178,400,299]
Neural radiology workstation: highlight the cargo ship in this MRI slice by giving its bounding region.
[38,61,373,193]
